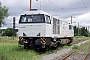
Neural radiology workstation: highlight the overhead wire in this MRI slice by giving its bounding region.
[47,0,69,16]
[81,0,88,13]
[47,0,90,14]
[80,0,90,28]
[81,0,90,19]
[47,0,90,24]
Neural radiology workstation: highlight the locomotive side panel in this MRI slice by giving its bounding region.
[51,17,74,46]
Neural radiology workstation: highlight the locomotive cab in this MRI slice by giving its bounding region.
[18,10,52,49]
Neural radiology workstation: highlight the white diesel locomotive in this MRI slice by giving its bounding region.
[18,9,74,49]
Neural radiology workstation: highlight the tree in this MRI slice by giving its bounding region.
[2,28,13,36]
[2,28,18,36]
[0,2,9,27]
[74,26,78,36]
[74,26,90,37]
[85,27,89,37]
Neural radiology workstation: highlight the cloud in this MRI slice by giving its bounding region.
[0,0,90,28]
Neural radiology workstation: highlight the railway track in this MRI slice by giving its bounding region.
[61,50,90,60]
[61,50,76,60]
[82,50,90,60]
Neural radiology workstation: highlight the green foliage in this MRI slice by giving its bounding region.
[72,45,79,49]
[0,2,9,27]
[0,37,41,60]
[73,37,90,44]
[2,28,17,36]
[80,27,89,37]
[0,43,40,60]
[0,55,8,60]
[74,26,78,36]
[76,40,90,55]
[2,28,13,36]
[74,26,90,37]
[0,29,2,33]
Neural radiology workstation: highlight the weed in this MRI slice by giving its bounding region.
[72,45,79,49]
[0,55,9,60]
[0,36,41,60]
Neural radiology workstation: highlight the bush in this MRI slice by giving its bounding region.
[2,28,18,36]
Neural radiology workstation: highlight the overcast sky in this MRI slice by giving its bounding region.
[0,0,90,28]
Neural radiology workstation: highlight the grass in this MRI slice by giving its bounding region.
[61,37,90,56]
[44,45,71,55]
[72,36,90,54]
[0,36,89,60]
[72,45,79,49]
[77,40,90,55]
[74,36,90,41]
[73,36,90,44]
[0,36,41,60]
[0,36,18,43]
[71,39,90,55]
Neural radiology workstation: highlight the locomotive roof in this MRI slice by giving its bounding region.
[22,10,71,24]
[23,10,50,16]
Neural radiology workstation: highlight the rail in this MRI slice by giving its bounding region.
[61,50,76,60]
[82,50,90,60]
[61,50,90,60]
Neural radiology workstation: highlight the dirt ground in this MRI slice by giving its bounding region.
[42,40,90,60]
[52,54,90,60]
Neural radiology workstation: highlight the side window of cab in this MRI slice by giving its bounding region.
[45,15,51,24]
[69,25,73,30]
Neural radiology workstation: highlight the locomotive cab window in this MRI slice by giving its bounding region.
[69,25,73,30]
[45,15,51,24]
[19,14,45,23]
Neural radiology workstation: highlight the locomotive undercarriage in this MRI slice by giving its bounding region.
[18,37,73,50]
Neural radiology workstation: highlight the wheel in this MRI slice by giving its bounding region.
[45,45,50,51]
[67,38,73,46]
[54,42,58,48]
[24,43,28,49]
[50,41,58,48]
